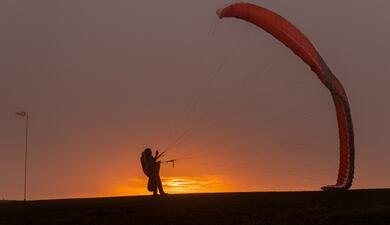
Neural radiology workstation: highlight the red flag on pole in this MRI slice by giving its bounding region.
[16,111,27,117]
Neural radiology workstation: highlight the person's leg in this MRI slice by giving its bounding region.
[153,188,158,196]
[148,177,158,196]
[152,182,158,196]
[155,162,165,195]
[150,163,160,196]
[156,175,165,195]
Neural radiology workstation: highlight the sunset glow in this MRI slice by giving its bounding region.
[111,176,232,196]
[162,176,229,193]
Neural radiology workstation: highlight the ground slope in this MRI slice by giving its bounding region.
[1,189,389,225]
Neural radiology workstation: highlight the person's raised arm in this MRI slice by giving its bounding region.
[155,150,159,159]
[155,150,166,162]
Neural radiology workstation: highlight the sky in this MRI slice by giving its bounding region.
[1,0,390,200]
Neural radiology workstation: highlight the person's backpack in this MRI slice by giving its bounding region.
[140,151,152,177]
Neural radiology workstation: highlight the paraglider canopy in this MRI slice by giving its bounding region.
[216,2,355,191]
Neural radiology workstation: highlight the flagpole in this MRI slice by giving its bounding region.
[24,114,29,201]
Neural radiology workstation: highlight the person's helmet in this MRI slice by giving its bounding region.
[144,148,152,156]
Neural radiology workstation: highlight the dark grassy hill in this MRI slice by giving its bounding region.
[1,189,389,225]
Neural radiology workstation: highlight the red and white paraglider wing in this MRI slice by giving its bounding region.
[217,2,355,190]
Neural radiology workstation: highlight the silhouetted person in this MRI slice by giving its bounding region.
[141,148,166,196]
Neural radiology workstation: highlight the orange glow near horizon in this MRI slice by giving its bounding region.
[162,176,229,193]
[110,176,233,196]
